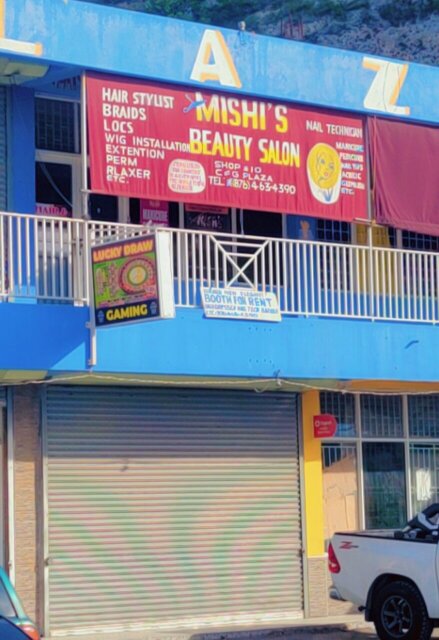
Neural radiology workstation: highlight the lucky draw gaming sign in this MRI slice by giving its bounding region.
[91,234,166,327]
[87,73,367,222]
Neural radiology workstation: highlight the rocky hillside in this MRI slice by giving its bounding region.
[84,0,439,65]
[288,0,439,65]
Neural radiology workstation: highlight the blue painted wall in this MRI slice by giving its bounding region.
[3,0,439,125]
[0,301,437,383]
[8,87,35,213]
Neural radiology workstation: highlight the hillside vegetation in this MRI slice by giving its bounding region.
[84,0,439,65]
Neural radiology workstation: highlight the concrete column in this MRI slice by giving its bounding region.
[12,386,41,625]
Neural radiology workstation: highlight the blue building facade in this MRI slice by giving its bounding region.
[1,1,439,637]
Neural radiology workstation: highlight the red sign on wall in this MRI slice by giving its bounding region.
[36,203,71,218]
[140,199,169,226]
[313,414,337,438]
[87,73,367,221]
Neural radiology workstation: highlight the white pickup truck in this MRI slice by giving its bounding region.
[329,504,439,640]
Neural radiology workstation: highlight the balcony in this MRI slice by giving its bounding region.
[0,211,438,325]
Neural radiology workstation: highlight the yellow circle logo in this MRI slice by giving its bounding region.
[307,143,342,204]
[128,265,147,286]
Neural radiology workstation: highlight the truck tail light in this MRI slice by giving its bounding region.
[20,623,40,640]
[328,542,341,574]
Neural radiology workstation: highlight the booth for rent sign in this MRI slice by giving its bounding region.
[201,287,281,322]
[87,73,367,221]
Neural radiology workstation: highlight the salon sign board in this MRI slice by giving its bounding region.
[86,73,367,222]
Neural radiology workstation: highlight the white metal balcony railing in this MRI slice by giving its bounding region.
[1,210,439,324]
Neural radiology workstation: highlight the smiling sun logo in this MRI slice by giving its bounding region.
[307,142,342,205]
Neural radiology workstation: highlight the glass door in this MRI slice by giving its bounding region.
[35,151,81,218]
[36,161,74,218]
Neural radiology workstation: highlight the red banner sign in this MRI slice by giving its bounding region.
[87,73,367,220]
[369,118,439,235]
[313,414,337,438]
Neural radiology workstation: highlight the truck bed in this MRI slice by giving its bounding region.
[336,529,436,541]
[330,530,439,618]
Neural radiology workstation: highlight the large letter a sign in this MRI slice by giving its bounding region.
[190,29,242,88]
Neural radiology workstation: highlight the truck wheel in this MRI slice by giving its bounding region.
[373,580,433,640]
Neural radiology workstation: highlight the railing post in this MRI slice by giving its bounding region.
[367,225,375,319]
[81,73,89,221]
[83,222,97,367]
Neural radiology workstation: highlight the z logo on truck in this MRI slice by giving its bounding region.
[340,541,359,549]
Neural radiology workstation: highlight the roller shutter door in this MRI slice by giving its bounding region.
[45,386,303,636]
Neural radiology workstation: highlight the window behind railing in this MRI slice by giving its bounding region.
[402,231,439,252]
[35,98,80,154]
[317,220,351,244]
[400,231,439,300]
[317,220,351,291]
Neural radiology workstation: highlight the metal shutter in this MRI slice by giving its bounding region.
[45,386,302,636]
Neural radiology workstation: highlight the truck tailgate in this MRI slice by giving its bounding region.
[331,532,438,615]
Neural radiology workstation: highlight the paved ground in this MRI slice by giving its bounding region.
[195,624,439,640]
[55,624,373,640]
[57,623,376,640]
[269,627,376,638]
[194,624,377,640]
